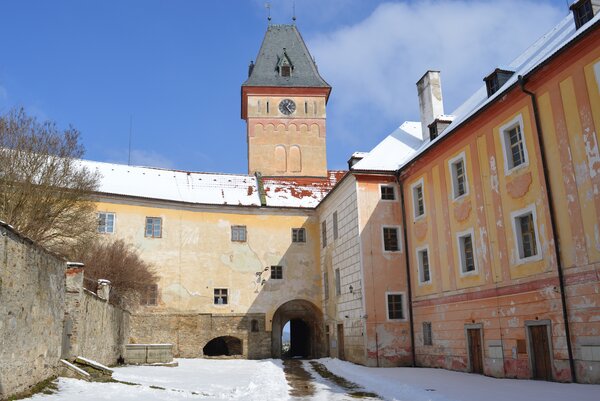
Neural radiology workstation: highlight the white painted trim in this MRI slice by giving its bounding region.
[385,291,407,321]
[381,225,402,253]
[510,204,543,265]
[416,244,432,285]
[97,211,116,234]
[499,114,529,176]
[410,177,426,221]
[378,183,397,201]
[213,287,229,307]
[448,151,469,201]
[456,228,479,276]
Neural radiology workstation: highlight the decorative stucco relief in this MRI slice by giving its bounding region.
[506,171,532,199]
[453,199,472,222]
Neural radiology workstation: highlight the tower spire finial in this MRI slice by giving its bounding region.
[292,0,296,23]
[265,2,272,24]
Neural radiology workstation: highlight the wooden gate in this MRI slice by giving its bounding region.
[530,325,552,380]
[467,328,483,374]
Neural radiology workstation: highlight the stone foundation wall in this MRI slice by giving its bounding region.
[64,269,130,366]
[0,224,65,399]
[130,313,271,359]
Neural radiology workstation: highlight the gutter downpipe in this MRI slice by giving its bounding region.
[518,75,576,383]
[396,170,416,367]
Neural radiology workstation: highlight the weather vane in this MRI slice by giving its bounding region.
[265,2,271,24]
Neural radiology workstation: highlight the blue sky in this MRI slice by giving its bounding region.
[0,0,571,173]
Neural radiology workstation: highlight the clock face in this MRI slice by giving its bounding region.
[278,99,296,115]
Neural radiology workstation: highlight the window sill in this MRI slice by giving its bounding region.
[505,162,530,177]
[513,253,543,265]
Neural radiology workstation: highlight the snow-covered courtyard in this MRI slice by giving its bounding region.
[25,358,600,401]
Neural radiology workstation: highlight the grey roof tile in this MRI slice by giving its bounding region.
[243,24,330,88]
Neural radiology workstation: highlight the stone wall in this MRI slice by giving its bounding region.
[130,312,270,359]
[0,223,65,399]
[64,268,130,366]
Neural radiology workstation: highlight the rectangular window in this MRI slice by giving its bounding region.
[231,225,247,242]
[423,322,433,346]
[383,227,400,252]
[145,217,162,238]
[458,232,476,273]
[97,212,115,234]
[271,265,283,279]
[333,211,339,240]
[501,116,528,173]
[322,220,327,248]
[304,101,308,114]
[292,228,306,243]
[380,185,396,200]
[573,0,594,29]
[141,284,158,306]
[281,65,291,77]
[335,268,341,296]
[323,271,329,300]
[512,206,541,263]
[417,247,431,283]
[412,180,425,219]
[214,288,228,305]
[387,293,405,320]
[266,101,270,114]
[449,154,468,199]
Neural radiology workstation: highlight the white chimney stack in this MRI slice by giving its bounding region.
[417,70,444,141]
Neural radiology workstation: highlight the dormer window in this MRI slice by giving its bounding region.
[277,48,294,77]
[571,0,595,29]
[484,68,514,97]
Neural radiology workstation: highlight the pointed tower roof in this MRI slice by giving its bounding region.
[243,24,330,88]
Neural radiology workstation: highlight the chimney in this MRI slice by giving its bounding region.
[417,71,445,142]
[97,279,111,302]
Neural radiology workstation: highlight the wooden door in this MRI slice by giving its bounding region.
[337,323,345,360]
[530,325,552,381]
[467,328,483,374]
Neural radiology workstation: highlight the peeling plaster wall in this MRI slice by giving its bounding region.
[318,176,366,364]
[401,34,600,383]
[96,198,323,358]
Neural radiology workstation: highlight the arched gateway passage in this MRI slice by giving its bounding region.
[203,336,243,357]
[271,299,324,359]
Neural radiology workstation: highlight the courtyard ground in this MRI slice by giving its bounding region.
[23,358,600,401]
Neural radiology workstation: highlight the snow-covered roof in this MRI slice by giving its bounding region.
[397,13,599,170]
[263,171,346,208]
[352,121,422,171]
[81,160,262,207]
[81,159,345,209]
[354,13,598,174]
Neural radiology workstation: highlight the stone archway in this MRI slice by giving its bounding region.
[203,336,243,357]
[271,299,324,359]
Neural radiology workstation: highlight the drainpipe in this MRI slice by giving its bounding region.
[518,75,576,383]
[396,171,416,367]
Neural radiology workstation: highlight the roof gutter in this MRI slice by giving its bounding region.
[518,74,576,383]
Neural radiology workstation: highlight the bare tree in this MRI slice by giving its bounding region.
[74,239,158,308]
[0,108,99,255]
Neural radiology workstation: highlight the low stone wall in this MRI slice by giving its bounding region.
[0,223,65,399]
[64,269,130,366]
[130,312,271,359]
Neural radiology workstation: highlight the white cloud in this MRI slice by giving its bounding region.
[308,0,565,146]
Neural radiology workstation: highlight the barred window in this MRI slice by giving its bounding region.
[231,225,247,242]
[423,322,433,346]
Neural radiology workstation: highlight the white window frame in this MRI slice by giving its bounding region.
[510,204,543,265]
[385,291,407,321]
[448,152,469,200]
[213,288,229,306]
[97,212,115,234]
[382,226,402,253]
[411,178,426,221]
[500,114,529,175]
[379,184,397,201]
[231,225,247,242]
[416,245,432,285]
[456,228,478,276]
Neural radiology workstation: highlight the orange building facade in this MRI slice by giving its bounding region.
[396,14,600,383]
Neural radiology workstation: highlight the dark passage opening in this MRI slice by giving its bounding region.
[203,336,243,356]
[286,319,310,358]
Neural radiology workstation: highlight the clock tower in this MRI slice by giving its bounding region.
[242,24,331,177]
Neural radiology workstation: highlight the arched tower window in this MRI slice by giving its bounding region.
[275,145,287,173]
[289,145,302,173]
